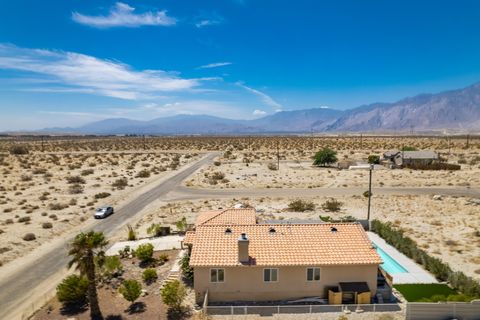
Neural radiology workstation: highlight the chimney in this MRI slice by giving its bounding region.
[238,233,249,263]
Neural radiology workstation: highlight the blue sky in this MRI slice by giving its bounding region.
[1,0,480,130]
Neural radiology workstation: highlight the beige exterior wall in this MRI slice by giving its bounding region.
[194,264,378,303]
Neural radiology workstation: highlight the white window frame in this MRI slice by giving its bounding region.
[306,267,321,281]
[263,268,279,282]
[210,268,225,283]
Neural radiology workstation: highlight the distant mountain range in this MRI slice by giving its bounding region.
[19,82,480,134]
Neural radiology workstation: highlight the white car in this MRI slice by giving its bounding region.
[94,206,114,219]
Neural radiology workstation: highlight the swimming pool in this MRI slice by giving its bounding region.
[375,245,408,274]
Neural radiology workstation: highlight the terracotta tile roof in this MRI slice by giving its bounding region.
[189,223,382,267]
[195,208,257,226]
[195,210,224,226]
[183,231,195,245]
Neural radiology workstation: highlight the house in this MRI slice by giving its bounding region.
[184,208,383,305]
[382,150,439,167]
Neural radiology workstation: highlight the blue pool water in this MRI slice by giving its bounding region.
[375,245,408,274]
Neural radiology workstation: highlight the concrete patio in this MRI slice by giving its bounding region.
[105,234,184,256]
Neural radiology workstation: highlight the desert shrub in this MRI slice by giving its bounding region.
[112,177,128,189]
[213,161,221,166]
[405,163,461,171]
[94,192,111,199]
[210,171,225,180]
[119,279,142,304]
[313,148,337,166]
[22,233,36,241]
[175,217,187,232]
[66,176,86,184]
[135,243,154,263]
[9,145,29,155]
[20,174,32,181]
[42,222,53,229]
[267,163,278,170]
[321,199,343,212]
[147,223,162,237]
[158,254,169,264]
[18,216,31,223]
[160,279,187,311]
[49,203,68,210]
[135,169,151,178]
[69,184,84,194]
[142,268,158,284]
[81,169,94,176]
[287,199,315,212]
[401,146,417,151]
[56,275,89,303]
[32,168,47,174]
[101,255,123,277]
[127,224,136,241]
[368,155,380,164]
[371,220,480,297]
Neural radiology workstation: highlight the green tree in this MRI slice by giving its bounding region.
[161,280,187,311]
[368,155,380,164]
[313,148,338,167]
[135,243,154,263]
[180,252,194,282]
[68,231,108,320]
[119,279,142,305]
[56,274,89,304]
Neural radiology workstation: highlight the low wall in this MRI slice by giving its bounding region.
[406,301,480,320]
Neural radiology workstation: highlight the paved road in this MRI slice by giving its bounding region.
[0,152,218,320]
[168,185,480,200]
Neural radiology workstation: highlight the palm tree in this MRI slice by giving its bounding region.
[68,231,108,320]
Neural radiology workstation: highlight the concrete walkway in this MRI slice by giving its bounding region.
[367,232,438,284]
[106,235,184,256]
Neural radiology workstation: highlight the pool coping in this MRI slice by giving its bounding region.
[367,231,438,284]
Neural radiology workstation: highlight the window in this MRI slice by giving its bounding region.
[210,269,225,283]
[307,267,321,281]
[263,268,278,282]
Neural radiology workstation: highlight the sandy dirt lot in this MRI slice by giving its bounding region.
[0,151,199,267]
[185,149,480,189]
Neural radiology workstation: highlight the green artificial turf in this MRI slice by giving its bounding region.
[394,284,457,302]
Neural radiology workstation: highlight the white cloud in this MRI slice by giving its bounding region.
[0,44,206,100]
[195,19,221,28]
[236,82,282,109]
[72,2,176,28]
[197,62,232,69]
[252,109,267,116]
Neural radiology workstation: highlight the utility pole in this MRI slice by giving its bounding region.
[41,135,45,152]
[367,163,374,229]
[143,135,146,150]
[276,140,280,170]
[360,133,363,150]
[466,134,470,149]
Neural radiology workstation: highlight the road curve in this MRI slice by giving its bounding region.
[0,152,218,320]
[168,185,480,200]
